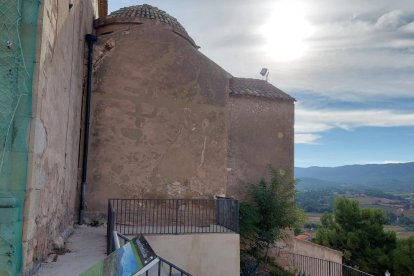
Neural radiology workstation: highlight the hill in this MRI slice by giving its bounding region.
[295,162,414,191]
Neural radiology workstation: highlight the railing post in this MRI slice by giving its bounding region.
[215,198,219,226]
[329,261,331,276]
[175,199,179,234]
[107,200,110,255]
[111,211,116,253]
[235,199,240,233]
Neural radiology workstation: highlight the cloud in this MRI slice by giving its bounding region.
[305,10,414,54]
[400,21,414,33]
[295,106,414,143]
[375,10,404,29]
[359,160,409,164]
[295,133,321,144]
[109,1,414,110]
[381,160,407,164]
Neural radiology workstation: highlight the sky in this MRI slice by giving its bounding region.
[108,0,414,167]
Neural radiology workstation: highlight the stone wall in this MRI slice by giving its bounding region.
[86,22,230,216]
[22,0,97,273]
[227,96,294,198]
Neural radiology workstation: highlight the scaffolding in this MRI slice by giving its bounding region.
[0,0,40,274]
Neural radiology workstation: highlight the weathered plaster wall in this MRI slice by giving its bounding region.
[291,238,343,263]
[273,238,343,275]
[22,0,97,273]
[227,96,294,198]
[146,233,240,276]
[86,23,230,216]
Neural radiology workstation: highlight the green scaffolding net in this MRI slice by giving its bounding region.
[0,0,40,274]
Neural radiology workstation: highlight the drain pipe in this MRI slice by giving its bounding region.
[79,34,97,224]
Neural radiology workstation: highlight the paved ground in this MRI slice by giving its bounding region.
[35,225,106,276]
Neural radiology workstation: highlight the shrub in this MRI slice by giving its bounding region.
[240,166,304,275]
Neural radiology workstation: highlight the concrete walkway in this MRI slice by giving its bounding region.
[35,225,107,276]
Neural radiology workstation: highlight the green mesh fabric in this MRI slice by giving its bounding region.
[0,0,40,274]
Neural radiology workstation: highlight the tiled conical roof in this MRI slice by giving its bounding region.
[104,4,197,47]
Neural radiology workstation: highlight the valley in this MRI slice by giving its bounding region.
[295,162,414,239]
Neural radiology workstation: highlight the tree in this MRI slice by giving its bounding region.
[314,197,396,275]
[393,236,414,275]
[240,167,304,275]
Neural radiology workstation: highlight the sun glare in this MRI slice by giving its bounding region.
[260,1,314,61]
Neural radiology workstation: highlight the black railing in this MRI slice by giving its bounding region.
[279,253,374,276]
[107,198,239,236]
[109,232,192,276]
[154,257,192,276]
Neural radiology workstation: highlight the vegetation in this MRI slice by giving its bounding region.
[295,163,414,274]
[314,197,414,275]
[89,219,101,227]
[296,187,406,212]
[296,188,335,213]
[269,264,294,276]
[239,167,304,275]
[296,186,414,234]
[393,236,414,275]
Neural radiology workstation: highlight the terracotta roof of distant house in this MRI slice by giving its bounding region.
[99,4,197,47]
[296,234,311,241]
[229,77,295,101]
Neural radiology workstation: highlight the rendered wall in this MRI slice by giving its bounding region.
[86,22,230,216]
[273,238,343,275]
[21,0,97,273]
[291,238,343,263]
[146,234,240,276]
[227,96,294,198]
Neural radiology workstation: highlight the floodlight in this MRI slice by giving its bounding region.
[260,68,269,81]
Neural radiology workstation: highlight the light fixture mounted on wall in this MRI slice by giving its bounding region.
[260,68,269,81]
[69,0,73,10]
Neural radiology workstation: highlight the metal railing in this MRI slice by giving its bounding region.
[150,256,192,276]
[109,231,192,276]
[107,198,239,237]
[279,253,374,276]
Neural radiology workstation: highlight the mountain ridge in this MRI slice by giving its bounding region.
[295,162,414,192]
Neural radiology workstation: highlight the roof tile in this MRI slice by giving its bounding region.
[229,77,295,101]
[106,4,196,47]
